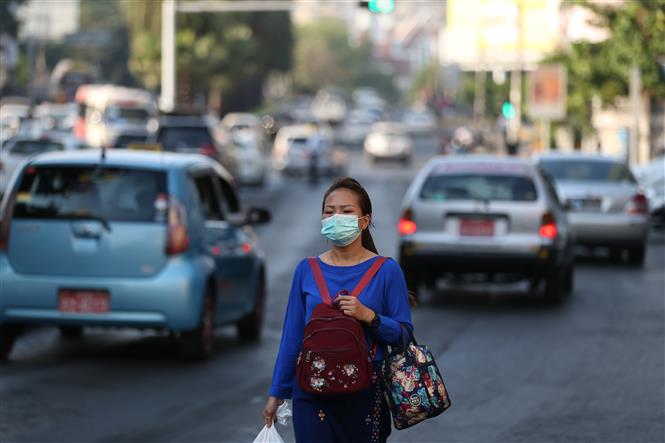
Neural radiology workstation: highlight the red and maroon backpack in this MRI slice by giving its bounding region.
[296,256,386,395]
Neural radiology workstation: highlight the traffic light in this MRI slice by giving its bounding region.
[358,0,395,13]
[501,101,516,119]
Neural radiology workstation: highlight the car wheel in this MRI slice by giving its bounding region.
[178,288,216,361]
[0,325,20,360]
[543,269,564,304]
[609,247,624,263]
[627,245,646,266]
[563,263,574,294]
[403,268,421,301]
[237,275,266,341]
[59,326,84,340]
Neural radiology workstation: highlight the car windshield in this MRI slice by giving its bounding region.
[420,174,538,202]
[12,166,167,223]
[105,107,150,122]
[8,140,64,155]
[540,159,636,183]
[157,126,213,150]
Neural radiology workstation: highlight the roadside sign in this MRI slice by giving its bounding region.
[527,64,567,121]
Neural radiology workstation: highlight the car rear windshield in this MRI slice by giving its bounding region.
[420,174,538,202]
[157,126,213,150]
[540,159,636,183]
[12,166,167,223]
[8,140,64,155]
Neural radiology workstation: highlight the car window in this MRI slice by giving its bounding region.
[12,166,167,222]
[158,127,213,150]
[192,173,224,220]
[10,140,64,155]
[216,175,240,214]
[539,159,636,183]
[538,169,563,207]
[105,107,150,122]
[420,174,538,202]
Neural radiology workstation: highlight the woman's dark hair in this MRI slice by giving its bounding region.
[322,177,378,254]
[322,177,418,308]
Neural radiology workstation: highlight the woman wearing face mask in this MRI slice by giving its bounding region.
[262,177,413,443]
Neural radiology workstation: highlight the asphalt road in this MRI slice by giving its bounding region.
[1,137,663,443]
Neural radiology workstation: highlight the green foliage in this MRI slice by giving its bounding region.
[0,0,26,37]
[121,0,293,106]
[544,0,665,135]
[293,19,397,102]
[79,0,133,85]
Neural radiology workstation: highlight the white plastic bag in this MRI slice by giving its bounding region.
[252,401,291,443]
[275,401,292,426]
[252,425,285,443]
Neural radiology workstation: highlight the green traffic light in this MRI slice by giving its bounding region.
[502,101,516,119]
[368,0,394,13]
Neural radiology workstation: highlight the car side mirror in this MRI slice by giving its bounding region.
[245,207,271,225]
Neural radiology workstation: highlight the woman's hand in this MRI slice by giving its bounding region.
[335,295,375,324]
[262,396,284,428]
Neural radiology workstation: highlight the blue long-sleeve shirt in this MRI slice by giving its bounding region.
[269,256,413,399]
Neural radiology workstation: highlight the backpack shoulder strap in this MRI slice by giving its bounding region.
[350,256,387,298]
[307,258,332,305]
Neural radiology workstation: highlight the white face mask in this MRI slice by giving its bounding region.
[321,214,367,247]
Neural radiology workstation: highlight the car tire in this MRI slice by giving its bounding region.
[178,288,216,361]
[403,268,421,301]
[609,247,624,263]
[237,275,266,341]
[543,269,564,304]
[0,325,21,360]
[563,264,574,294]
[59,326,84,340]
[627,245,646,266]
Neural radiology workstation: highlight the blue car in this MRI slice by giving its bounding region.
[0,150,270,360]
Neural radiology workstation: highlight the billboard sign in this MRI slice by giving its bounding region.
[527,64,567,120]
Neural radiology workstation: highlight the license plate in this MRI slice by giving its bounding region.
[59,290,110,314]
[569,198,602,211]
[459,218,495,236]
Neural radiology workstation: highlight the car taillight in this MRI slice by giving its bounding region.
[398,208,417,236]
[165,196,189,255]
[539,211,558,239]
[627,193,648,215]
[200,143,218,157]
[0,196,14,252]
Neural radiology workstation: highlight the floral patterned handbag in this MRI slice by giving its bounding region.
[380,325,451,430]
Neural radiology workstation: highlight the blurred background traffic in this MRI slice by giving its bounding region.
[0,1,664,442]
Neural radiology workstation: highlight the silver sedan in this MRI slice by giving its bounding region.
[536,153,649,265]
[398,156,575,302]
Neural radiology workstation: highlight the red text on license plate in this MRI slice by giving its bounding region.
[59,290,110,314]
[459,218,495,236]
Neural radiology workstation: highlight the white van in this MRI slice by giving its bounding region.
[74,85,155,148]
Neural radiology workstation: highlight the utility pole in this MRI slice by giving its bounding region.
[629,64,641,165]
[507,1,523,155]
[160,0,176,112]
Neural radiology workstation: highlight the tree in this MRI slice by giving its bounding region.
[544,0,665,139]
[0,0,26,38]
[121,0,294,112]
[293,19,397,101]
[79,0,133,85]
